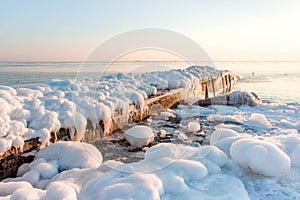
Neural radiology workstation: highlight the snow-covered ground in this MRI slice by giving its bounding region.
[1,100,300,199]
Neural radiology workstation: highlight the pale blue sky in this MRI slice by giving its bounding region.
[0,0,299,61]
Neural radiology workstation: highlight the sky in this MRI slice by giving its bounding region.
[0,0,300,62]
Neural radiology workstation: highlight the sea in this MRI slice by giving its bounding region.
[1,61,300,104]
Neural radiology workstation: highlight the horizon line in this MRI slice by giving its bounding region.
[1,60,300,63]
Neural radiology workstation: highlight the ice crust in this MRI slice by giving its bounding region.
[0,66,222,155]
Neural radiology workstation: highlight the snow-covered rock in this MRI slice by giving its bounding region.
[210,128,239,145]
[35,141,103,170]
[79,143,249,200]
[265,134,300,167]
[230,138,291,177]
[187,121,201,132]
[124,125,154,148]
[194,91,261,107]
[0,181,33,197]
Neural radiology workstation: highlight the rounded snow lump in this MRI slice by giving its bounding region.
[210,128,239,145]
[35,141,103,170]
[188,121,200,132]
[230,138,291,177]
[125,125,154,148]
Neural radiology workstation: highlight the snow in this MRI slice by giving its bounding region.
[79,143,249,200]
[264,134,300,167]
[1,65,300,199]
[2,130,300,199]
[223,91,261,107]
[187,121,201,132]
[0,182,33,197]
[44,181,77,200]
[230,138,291,177]
[0,66,224,155]
[248,113,272,128]
[124,125,155,148]
[210,128,239,145]
[35,141,103,171]
[10,187,45,200]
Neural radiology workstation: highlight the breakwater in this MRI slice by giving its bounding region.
[0,68,235,180]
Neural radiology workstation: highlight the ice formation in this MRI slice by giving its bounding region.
[230,138,291,177]
[35,141,103,170]
[0,66,223,155]
[79,143,249,200]
[124,125,155,148]
[187,121,201,132]
[2,126,300,199]
[1,65,300,199]
[194,91,262,107]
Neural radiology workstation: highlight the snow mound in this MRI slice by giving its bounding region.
[0,181,33,196]
[248,113,271,128]
[189,174,250,200]
[194,91,261,107]
[79,173,163,200]
[265,134,300,167]
[44,181,77,200]
[124,125,154,148]
[187,121,200,132]
[210,128,239,145]
[225,91,261,106]
[35,141,103,171]
[230,138,291,177]
[49,168,104,192]
[79,143,249,200]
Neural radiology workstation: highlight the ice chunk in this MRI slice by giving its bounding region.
[265,134,300,167]
[145,143,180,160]
[0,138,12,156]
[124,126,154,148]
[248,113,271,128]
[35,128,51,147]
[187,121,200,132]
[210,128,239,145]
[194,146,229,167]
[8,121,26,137]
[45,181,77,200]
[49,168,104,192]
[22,170,40,187]
[230,138,291,176]
[10,187,46,200]
[189,174,250,200]
[17,163,30,177]
[79,173,163,200]
[12,136,24,150]
[0,181,33,196]
[32,162,58,179]
[129,91,145,110]
[35,141,103,171]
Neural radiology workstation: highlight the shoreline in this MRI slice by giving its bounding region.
[0,66,235,180]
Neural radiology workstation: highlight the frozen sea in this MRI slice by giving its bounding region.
[1,61,300,103]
